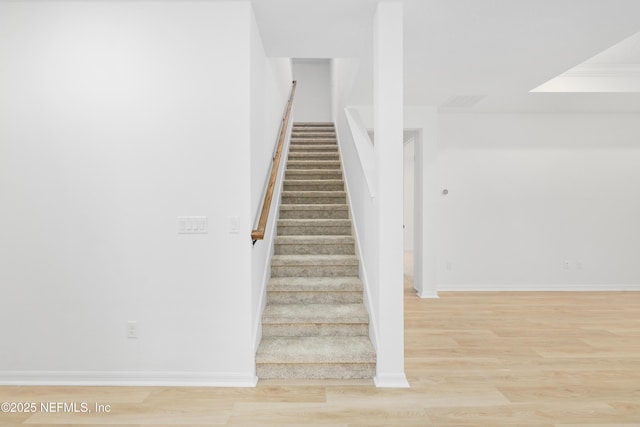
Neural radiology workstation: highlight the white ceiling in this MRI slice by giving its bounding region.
[252,0,640,112]
[252,0,376,58]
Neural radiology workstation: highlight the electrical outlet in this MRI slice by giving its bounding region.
[127,321,138,339]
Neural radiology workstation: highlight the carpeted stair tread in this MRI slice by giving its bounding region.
[293,122,335,126]
[285,167,342,172]
[281,191,347,203]
[278,218,351,227]
[275,235,355,245]
[289,149,339,154]
[271,254,359,267]
[285,169,343,180]
[275,235,356,254]
[266,277,364,304]
[289,151,340,161]
[267,276,363,292]
[279,204,348,211]
[256,363,374,379]
[257,122,375,380]
[282,190,346,196]
[284,179,344,184]
[277,221,351,236]
[290,138,337,144]
[283,180,344,191]
[287,160,341,169]
[291,130,335,135]
[281,194,346,205]
[256,336,375,364]
[262,304,369,324]
[278,204,349,220]
[289,144,339,152]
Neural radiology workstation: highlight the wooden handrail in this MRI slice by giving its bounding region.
[251,80,297,242]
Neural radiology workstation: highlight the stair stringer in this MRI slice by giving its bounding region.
[334,119,379,355]
[251,114,295,353]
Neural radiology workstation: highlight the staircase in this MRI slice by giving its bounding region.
[256,122,376,379]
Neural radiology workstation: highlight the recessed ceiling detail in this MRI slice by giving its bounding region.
[532,31,640,93]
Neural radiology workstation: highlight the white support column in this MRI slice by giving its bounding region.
[414,108,439,298]
[373,1,409,388]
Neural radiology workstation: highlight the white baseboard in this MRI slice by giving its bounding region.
[438,283,640,291]
[374,373,410,388]
[0,371,258,387]
[416,287,439,298]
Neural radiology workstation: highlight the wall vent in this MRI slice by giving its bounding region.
[440,95,486,108]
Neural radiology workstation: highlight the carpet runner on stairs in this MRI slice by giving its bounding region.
[256,122,376,379]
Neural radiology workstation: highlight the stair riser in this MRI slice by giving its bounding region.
[287,162,340,170]
[291,130,336,139]
[283,183,344,191]
[288,153,340,160]
[267,291,362,304]
[284,179,343,186]
[278,225,351,236]
[293,124,334,127]
[268,277,363,292]
[281,195,346,204]
[289,145,338,152]
[271,265,359,277]
[285,171,343,180]
[290,140,337,145]
[275,243,355,255]
[257,363,375,380]
[293,126,334,129]
[278,209,349,220]
[262,323,368,337]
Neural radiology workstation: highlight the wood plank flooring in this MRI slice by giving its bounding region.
[1,279,639,426]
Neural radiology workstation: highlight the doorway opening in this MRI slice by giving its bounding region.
[403,130,420,290]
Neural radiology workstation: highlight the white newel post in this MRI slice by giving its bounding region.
[373,1,409,388]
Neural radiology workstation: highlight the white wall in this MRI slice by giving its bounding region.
[0,1,268,386]
[437,113,640,290]
[292,59,332,122]
[331,58,360,119]
[332,68,380,372]
[249,9,293,349]
[403,138,415,251]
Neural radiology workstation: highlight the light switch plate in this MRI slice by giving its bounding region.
[127,321,138,339]
[228,216,239,234]
[177,216,208,234]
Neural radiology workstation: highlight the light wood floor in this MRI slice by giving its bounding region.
[2,280,639,426]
